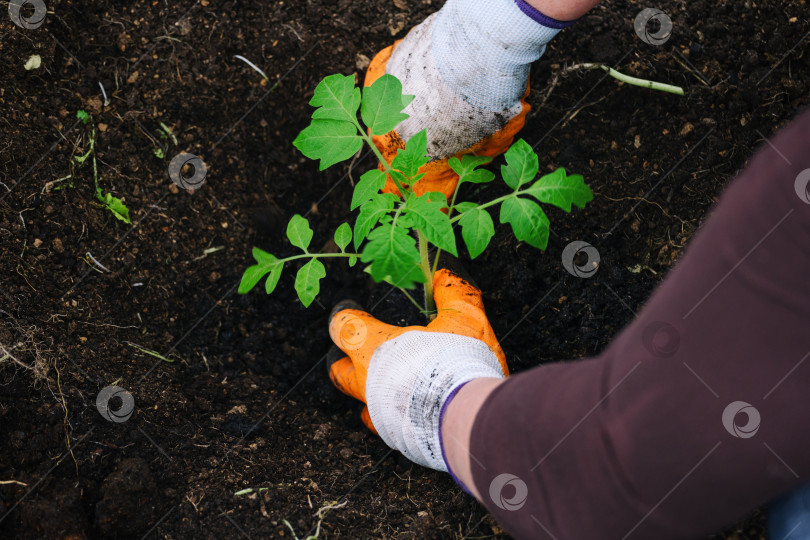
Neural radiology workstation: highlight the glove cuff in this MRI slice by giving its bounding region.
[513,0,577,29]
[432,0,568,111]
[438,381,475,494]
[366,331,506,471]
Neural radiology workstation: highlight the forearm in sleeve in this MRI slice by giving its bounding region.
[469,108,810,539]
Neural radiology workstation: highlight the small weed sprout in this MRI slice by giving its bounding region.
[152,122,178,159]
[125,341,174,363]
[239,74,593,318]
[73,110,131,224]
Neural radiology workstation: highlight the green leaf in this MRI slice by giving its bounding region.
[353,193,397,250]
[264,263,283,294]
[293,120,362,170]
[76,110,90,124]
[391,129,429,178]
[74,148,92,165]
[500,197,550,250]
[361,74,414,135]
[351,169,387,210]
[449,155,495,185]
[403,192,457,256]
[334,222,352,252]
[252,246,276,265]
[390,169,422,192]
[287,214,313,252]
[459,208,495,259]
[99,192,131,223]
[106,196,131,223]
[453,202,478,214]
[309,74,361,123]
[239,264,266,294]
[348,255,357,267]
[239,248,284,295]
[361,222,425,288]
[501,139,539,190]
[522,168,593,212]
[362,264,394,285]
[295,259,326,307]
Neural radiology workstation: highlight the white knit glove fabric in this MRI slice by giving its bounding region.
[385,0,562,157]
[366,331,506,471]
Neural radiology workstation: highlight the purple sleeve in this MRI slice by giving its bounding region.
[470,108,810,539]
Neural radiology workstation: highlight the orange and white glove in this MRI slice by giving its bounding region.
[366,0,574,199]
[328,269,508,471]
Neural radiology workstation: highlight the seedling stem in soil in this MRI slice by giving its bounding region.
[572,63,684,95]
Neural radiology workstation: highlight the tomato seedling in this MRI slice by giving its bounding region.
[239,74,593,318]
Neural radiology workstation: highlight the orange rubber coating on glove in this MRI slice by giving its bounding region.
[328,269,508,432]
[364,41,531,200]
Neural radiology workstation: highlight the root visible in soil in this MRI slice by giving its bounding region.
[0,315,52,381]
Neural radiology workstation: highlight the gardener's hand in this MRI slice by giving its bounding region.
[366,0,572,199]
[328,268,508,470]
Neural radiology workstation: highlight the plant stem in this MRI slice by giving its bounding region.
[431,180,465,276]
[448,192,515,224]
[576,63,684,95]
[446,179,562,226]
[279,252,361,263]
[86,129,105,202]
[397,286,426,314]
[355,127,411,199]
[446,179,463,216]
[431,248,442,278]
[88,129,101,195]
[417,230,436,321]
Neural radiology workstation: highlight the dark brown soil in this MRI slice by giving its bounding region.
[1,0,807,538]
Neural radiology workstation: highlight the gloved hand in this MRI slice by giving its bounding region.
[328,268,508,471]
[365,0,573,199]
